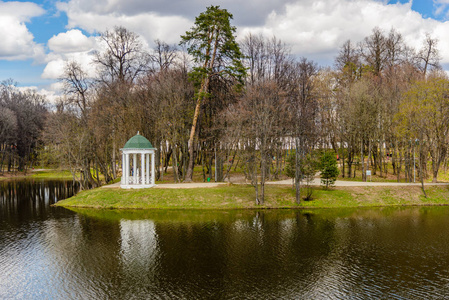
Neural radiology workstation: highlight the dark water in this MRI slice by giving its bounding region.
[2,181,449,299]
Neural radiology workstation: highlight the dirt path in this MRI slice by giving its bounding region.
[266,178,449,187]
[102,182,227,189]
[103,178,449,189]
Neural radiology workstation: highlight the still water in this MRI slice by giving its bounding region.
[2,180,449,299]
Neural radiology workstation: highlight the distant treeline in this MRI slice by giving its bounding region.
[0,80,46,174]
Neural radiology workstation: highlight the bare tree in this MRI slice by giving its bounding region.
[94,26,149,86]
[417,33,442,77]
[0,106,18,174]
[335,40,361,82]
[289,58,319,203]
[224,80,288,204]
[0,82,47,172]
[361,27,387,77]
[150,39,178,72]
[60,61,91,121]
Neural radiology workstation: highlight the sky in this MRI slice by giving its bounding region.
[0,0,448,101]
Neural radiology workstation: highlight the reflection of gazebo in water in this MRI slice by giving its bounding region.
[120,132,156,189]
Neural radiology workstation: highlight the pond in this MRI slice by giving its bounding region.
[1,179,449,299]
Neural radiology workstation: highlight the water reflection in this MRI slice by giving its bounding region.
[3,185,449,299]
[0,179,79,222]
[56,208,449,299]
[0,179,80,299]
[120,220,159,285]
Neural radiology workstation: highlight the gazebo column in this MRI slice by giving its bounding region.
[141,152,145,186]
[151,152,155,185]
[146,153,150,184]
[121,152,125,184]
[123,153,126,185]
[122,153,125,185]
[133,154,137,184]
[125,153,130,185]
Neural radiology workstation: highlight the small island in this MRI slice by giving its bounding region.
[54,132,449,210]
[55,160,449,210]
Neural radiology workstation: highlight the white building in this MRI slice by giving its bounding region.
[120,132,156,189]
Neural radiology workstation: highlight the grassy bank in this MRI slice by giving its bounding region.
[54,184,449,210]
[0,169,73,180]
[31,169,73,179]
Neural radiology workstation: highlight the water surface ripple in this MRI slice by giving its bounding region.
[2,181,449,298]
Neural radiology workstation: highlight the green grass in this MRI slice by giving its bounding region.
[31,169,74,179]
[0,169,74,180]
[55,184,449,210]
[56,184,299,209]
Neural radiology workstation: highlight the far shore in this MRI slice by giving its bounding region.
[54,183,449,210]
[0,169,73,180]
[3,169,448,210]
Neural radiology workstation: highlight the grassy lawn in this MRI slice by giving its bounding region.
[55,184,449,210]
[0,169,74,180]
[337,159,449,184]
[30,169,74,179]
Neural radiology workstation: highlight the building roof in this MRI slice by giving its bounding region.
[123,132,154,149]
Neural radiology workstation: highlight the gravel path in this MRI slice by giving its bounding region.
[266,178,449,187]
[102,182,227,189]
[103,178,449,189]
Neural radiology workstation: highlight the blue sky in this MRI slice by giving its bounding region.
[407,0,438,19]
[0,0,448,101]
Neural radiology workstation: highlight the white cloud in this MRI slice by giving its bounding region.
[43,3,193,84]
[55,0,291,27]
[42,50,98,80]
[433,0,449,16]
[42,0,449,87]
[42,59,65,79]
[48,29,94,53]
[238,0,449,65]
[57,1,191,45]
[0,1,44,20]
[43,30,101,80]
[0,1,45,60]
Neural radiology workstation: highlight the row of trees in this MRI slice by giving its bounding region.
[39,6,448,202]
[0,81,46,174]
[327,28,446,197]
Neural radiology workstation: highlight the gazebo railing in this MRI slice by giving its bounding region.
[122,176,153,185]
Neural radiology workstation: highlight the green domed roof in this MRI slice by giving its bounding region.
[123,132,154,149]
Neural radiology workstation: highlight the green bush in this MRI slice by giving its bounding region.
[320,151,339,188]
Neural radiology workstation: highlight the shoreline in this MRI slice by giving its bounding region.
[54,184,449,210]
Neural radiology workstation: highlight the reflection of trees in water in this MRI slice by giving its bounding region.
[6,199,449,299]
[144,208,449,298]
[149,210,338,298]
[38,212,123,299]
[16,209,342,298]
[0,180,79,220]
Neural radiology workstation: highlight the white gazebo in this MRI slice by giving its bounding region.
[120,132,156,189]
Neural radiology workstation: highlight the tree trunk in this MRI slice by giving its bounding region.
[251,158,260,205]
[112,133,116,179]
[419,142,427,198]
[172,146,179,183]
[260,154,266,205]
[361,139,366,182]
[185,82,207,182]
[347,150,352,178]
[379,140,383,177]
[295,137,301,204]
